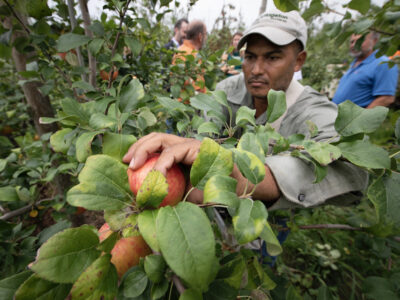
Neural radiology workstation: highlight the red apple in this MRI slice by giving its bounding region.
[111,235,152,278]
[127,153,186,207]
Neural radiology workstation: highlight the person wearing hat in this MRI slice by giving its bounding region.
[123,9,367,210]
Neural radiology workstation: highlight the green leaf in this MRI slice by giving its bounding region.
[306,120,318,138]
[273,0,299,11]
[61,98,90,124]
[138,108,157,129]
[103,132,136,161]
[70,254,118,300]
[259,223,282,256]
[67,155,131,211]
[291,150,327,183]
[89,113,117,130]
[0,270,32,300]
[368,172,400,228]
[144,254,166,283]
[338,140,390,169]
[203,175,240,208]
[348,0,370,14]
[56,33,91,52]
[151,279,169,299]
[0,159,6,172]
[232,199,268,245]
[395,117,400,145]
[136,170,168,208]
[216,255,246,289]
[233,149,266,185]
[156,202,216,291]
[190,93,225,123]
[302,0,325,20]
[37,220,72,245]
[50,128,74,154]
[120,266,148,298]
[138,210,160,252]
[303,140,341,166]
[190,138,234,190]
[362,276,399,300]
[30,227,101,283]
[14,274,71,300]
[72,80,96,92]
[197,122,220,135]
[179,288,203,300]
[266,89,286,123]
[235,106,256,127]
[237,132,265,162]
[252,257,276,290]
[119,78,144,113]
[0,186,19,202]
[335,101,388,136]
[125,37,142,57]
[75,131,102,163]
[26,0,52,19]
[88,38,104,56]
[157,96,193,114]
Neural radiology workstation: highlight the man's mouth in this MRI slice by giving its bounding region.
[248,79,268,87]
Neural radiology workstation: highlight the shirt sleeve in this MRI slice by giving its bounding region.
[265,155,368,210]
[372,61,399,97]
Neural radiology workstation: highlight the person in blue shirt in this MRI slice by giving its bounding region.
[332,32,398,108]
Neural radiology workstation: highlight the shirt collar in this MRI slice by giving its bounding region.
[258,79,305,130]
[351,50,378,67]
[171,38,180,47]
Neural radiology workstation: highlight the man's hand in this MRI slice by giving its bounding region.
[123,132,281,204]
[122,132,201,176]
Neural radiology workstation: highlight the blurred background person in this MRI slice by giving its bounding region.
[332,32,398,108]
[164,18,189,50]
[221,31,244,76]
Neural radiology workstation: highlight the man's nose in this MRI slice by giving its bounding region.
[251,59,264,75]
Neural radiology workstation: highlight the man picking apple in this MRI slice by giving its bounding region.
[123,9,367,210]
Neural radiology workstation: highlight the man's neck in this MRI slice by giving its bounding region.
[354,50,374,66]
[253,97,268,118]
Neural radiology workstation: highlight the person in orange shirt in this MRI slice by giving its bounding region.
[172,20,208,98]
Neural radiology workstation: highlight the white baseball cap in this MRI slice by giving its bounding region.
[238,9,307,50]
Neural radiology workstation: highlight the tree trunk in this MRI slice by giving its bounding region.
[67,0,87,82]
[3,16,58,135]
[78,0,97,88]
[259,0,267,15]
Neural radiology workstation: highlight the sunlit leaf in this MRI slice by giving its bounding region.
[203,175,240,208]
[232,199,268,244]
[190,138,233,190]
[303,140,341,166]
[136,170,168,208]
[233,149,266,185]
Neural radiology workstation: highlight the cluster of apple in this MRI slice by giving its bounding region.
[98,154,185,278]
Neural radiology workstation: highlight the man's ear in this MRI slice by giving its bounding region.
[295,50,307,72]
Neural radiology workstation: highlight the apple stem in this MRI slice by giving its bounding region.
[182,186,195,202]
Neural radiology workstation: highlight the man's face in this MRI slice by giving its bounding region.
[242,35,303,101]
[349,33,376,58]
[177,22,188,43]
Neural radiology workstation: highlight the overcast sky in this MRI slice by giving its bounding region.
[88,0,388,32]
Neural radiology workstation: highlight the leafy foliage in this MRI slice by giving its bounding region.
[0,0,399,299]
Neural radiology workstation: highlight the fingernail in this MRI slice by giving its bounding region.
[129,158,135,169]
